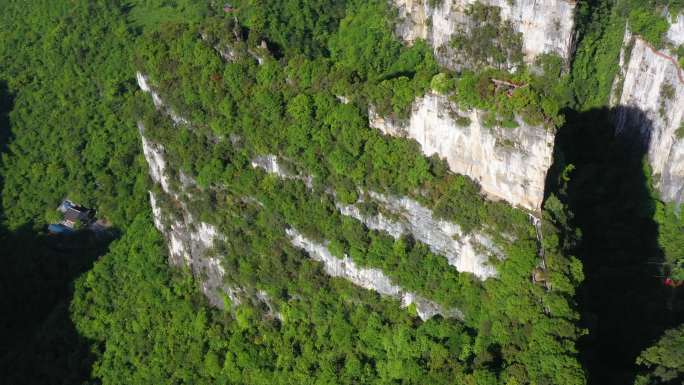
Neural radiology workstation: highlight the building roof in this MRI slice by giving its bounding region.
[64,207,89,222]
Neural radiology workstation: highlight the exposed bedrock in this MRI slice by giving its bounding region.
[287,228,464,321]
[392,0,576,69]
[252,153,505,278]
[337,192,503,279]
[612,23,684,205]
[370,92,555,211]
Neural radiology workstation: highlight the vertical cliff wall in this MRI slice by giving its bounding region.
[337,191,503,279]
[287,228,463,321]
[393,0,576,68]
[668,13,684,46]
[611,21,684,205]
[254,153,505,279]
[370,92,555,211]
[142,127,238,307]
[138,73,477,317]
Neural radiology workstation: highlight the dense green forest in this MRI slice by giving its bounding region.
[0,0,683,385]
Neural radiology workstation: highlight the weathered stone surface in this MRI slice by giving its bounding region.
[136,72,188,125]
[251,154,313,187]
[337,191,503,279]
[148,180,234,308]
[667,13,684,46]
[252,154,504,277]
[393,0,576,69]
[287,228,464,321]
[612,27,684,205]
[370,92,554,211]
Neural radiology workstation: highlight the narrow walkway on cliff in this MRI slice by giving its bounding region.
[552,107,683,385]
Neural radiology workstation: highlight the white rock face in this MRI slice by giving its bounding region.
[141,134,172,194]
[393,0,576,68]
[253,153,503,277]
[148,189,235,307]
[287,228,463,320]
[137,72,189,125]
[612,30,684,205]
[252,154,314,187]
[337,191,502,279]
[144,134,241,307]
[667,13,684,46]
[370,92,554,211]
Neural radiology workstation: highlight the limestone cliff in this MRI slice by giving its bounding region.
[142,127,238,307]
[254,153,505,279]
[611,21,684,205]
[287,228,463,321]
[370,92,555,211]
[136,72,188,125]
[337,191,503,279]
[139,75,470,317]
[668,13,684,46]
[393,0,576,69]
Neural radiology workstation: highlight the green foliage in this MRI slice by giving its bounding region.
[628,9,669,48]
[0,1,596,384]
[452,68,565,127]
[0,0,147,229]
[430,73,455,94]
[127,0,209,28]
[634,325,684,385]
[129,13,587,383]
[328,0,403,80]
[234,0,347,57]
[449,2,523,69]
[654,203,684,280]
[72,214,485,384]
[571,0,626,109]
[676,121,684,139]
[0,226,107,384]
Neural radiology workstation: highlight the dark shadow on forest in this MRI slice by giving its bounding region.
[0,80,110,384]
[0,227,110,385]
[546,106,683,385]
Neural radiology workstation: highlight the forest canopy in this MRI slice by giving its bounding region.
[0,0,683,385]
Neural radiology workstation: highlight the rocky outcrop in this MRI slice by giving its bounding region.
[251,154,313,187]
[287,228,464,321]
[144,137,238,307]
[337,191,503,279]
[370,92,554,211]
[136,72,189,125]
[667,13,684,46]
[252,153,504,278]
[141,133,172,195]
[612,26,684,205]
[392,0,576,68]
[138,74,240,307]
